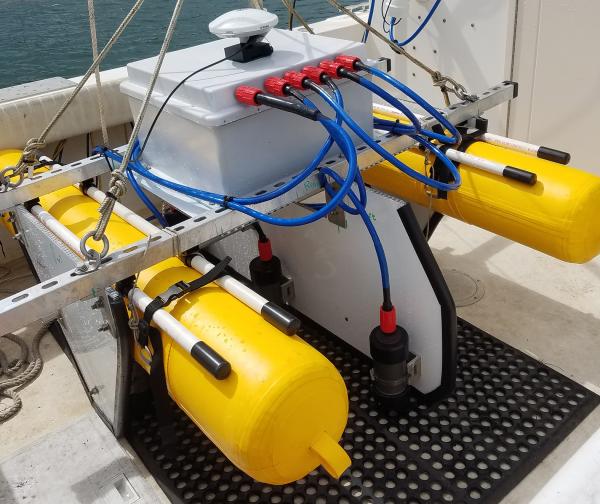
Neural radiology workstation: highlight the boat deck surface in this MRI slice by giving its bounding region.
[1,217,598,503]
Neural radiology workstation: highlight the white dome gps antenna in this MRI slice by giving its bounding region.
[209,8,279,63]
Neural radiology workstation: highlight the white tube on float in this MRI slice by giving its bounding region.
[130,287,231,379]
[88,186,300,334]
[30,204,84,258]
[85,185,159,236]
[90,189,269,315]
[188,254,264,313]
[371,104,570,164]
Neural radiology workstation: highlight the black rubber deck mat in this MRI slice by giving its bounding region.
[126,318,599,504]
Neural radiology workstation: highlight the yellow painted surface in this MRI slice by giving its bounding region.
[364,141,600,263]
[31,183,350,485]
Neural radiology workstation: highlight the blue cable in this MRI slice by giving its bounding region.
[226,82,344,206]
[362,0,376,43]
[100,95,392,304]
[309,82,461,191]
[320,167,390,291]
[360,65,460,144]
[357,76,422,133]
[94,147,168,227]
[389,0,442,47]
[126,167,168,227]
[102,118,360,228]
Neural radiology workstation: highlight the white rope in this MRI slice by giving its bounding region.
[0,0,146,191]
[87,0,110,147]
[0,322,52,423]
[90,0,186,246]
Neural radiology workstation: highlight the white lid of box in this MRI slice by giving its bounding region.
[120,29,366,127]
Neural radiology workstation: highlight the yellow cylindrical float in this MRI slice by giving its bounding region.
[19,182,351,485]
[363,141,600,263]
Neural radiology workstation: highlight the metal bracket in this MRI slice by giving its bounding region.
[325,181,347,228]
[407,354,422,385]
[280,277,295,305]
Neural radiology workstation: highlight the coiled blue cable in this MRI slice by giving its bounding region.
[100,88,391,300]
[228,81,344,206]
[389,0,442,47]
[102,118,359,228]
[360,65,460,144]
[310,82,461,191]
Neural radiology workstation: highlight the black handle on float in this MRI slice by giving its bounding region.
[503,166,537,185]
[261,302,302,335]
[537,146,571,165]
[191,341,231,380]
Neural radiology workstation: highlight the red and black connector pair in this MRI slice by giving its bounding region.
[235,85,321,121]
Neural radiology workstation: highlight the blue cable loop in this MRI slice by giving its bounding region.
[102,118,360,227]
[311,82,461,191]
[93,146,168,227]
[230,83,344,206]
[125,167,168,227]
[319,167,390,291]
[99,87,391,300]
[389,0,442,47]
[361,65,460,144]
[357,76,422,133]
[362,0,376,43]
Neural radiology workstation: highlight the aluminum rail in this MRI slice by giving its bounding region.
[91,186,301,335]
[0,150,123,212]
[0,82,516,334]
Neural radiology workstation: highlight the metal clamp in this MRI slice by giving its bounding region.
[79,230,110,260]
[0,166,24,192]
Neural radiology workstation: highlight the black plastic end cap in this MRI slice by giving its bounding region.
[261,302,301,335]
[191,341,231,380]
[538,146,571,165]
[503,166,537,185]
[369,324,409,365]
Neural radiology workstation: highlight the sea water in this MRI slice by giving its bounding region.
[0,0,355,89]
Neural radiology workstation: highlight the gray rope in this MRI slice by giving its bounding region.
[281,0,314,34]
[323,0,475,102]
[0,322,52,423]
[89,0,186,248]
[88,0,110,147]
[0,0,145,192]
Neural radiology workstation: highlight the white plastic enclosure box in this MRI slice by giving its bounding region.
[120,29,373,198]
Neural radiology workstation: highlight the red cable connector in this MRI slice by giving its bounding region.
[263,77,289,97]
[235,85,262,106]
[283,71,309,89]
[335,54,362,71]
[318,60,344,79]
[258,239,273,262]
[379,306,397,334]
[302,65,327,83]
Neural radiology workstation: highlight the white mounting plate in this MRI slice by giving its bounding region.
[265,188,446,394]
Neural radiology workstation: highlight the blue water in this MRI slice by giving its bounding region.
[0,0,355,89]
